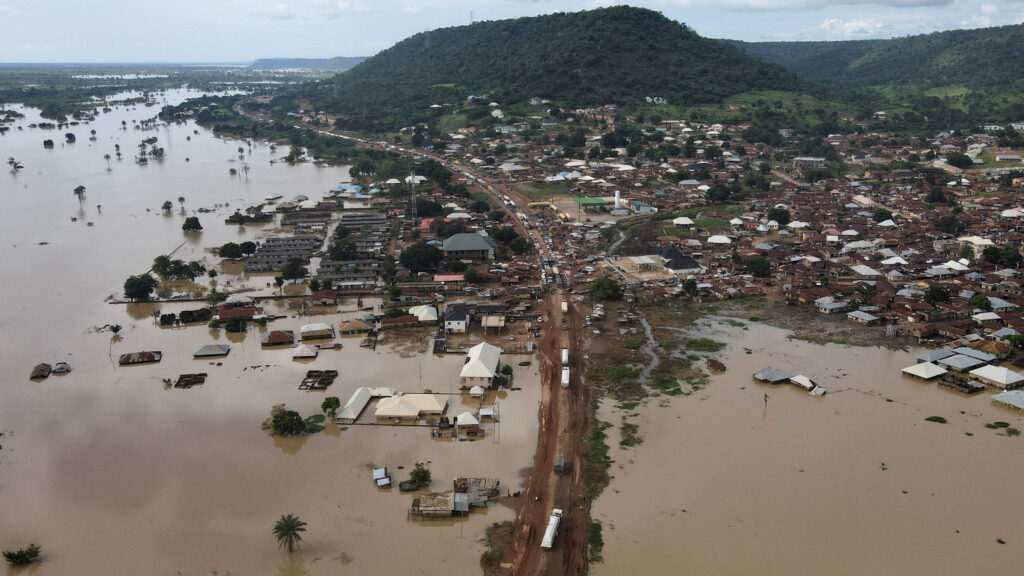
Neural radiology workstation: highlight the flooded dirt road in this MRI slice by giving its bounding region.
[591,319,1024,575]
[0,96,541,574]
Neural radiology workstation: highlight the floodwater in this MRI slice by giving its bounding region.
[0,94,541,574]
[591,318,1024,575]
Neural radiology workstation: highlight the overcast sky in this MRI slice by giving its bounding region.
[2,0,1023,62]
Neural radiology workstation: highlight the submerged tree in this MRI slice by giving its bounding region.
[123,273,158,301]
[182,216,203,232]
[272,514,307,553]
[2,543,41,566]
[73,184,86,200]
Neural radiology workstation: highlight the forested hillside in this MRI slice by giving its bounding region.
[286,6,799,130]
[734,24,1024,88]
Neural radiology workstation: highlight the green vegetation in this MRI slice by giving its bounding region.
[480,521,513,575]
[409,464,432,489]
[684,338,725,352]
[281,257,308,283]
[735,24,1024,126]
[622,337,645,350]
[619,419,642,447]
[267,404,306,436]
[224,316,247,333]
[284,6,798,131]
[123,273,158,301]
[3,544,41,566]
[321,396,341,417]
[588,520,605,563]
[925,416,948,424]
[589,275,622,301]
[218,242,243,259]
[272,514,307,553]
[181,216,202,232]
[399,242,444,272]
[303,414,326,434]
[584,418,613,500]
[152,255,206,280]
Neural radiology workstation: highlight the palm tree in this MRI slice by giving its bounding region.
[273,514,306,553]
[73,185,86,201]
[104,153,112,170]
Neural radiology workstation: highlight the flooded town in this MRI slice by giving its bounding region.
[4,5,1024,575]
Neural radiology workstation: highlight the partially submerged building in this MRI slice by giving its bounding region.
[460,342,502,387]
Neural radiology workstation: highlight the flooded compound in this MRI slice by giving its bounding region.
[591,319,1024,576]
[0,95,541,574]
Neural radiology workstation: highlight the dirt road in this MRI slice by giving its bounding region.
[232,107,592,574]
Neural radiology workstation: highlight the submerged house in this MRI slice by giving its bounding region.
[460,342,502,387]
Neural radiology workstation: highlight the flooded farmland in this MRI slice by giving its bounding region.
[0,95,541,574]
[591,319,1024,576]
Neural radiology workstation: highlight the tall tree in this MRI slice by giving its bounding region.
[272,514,307,553]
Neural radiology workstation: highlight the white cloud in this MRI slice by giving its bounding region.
[263,0,376,20]
[660,0,953,11]
[0,3,22,16]
[815,13,940,38]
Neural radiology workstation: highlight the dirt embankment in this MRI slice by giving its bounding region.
[499,295,593,576]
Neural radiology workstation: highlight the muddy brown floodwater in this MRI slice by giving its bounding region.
[0,94,540,574]
[591,318,1024,575]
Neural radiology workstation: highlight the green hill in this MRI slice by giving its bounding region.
[292,6,800,130]
[734,24,1024,89]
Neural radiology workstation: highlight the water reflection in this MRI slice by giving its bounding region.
[275,553,308,576]
[125,303,159,320]
[273,435,307,455]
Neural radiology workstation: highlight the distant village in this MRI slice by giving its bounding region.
[267,97,1024,410]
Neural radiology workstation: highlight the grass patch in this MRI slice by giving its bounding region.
[470,190,498,208]
[480,521,513,576]
[514,181,569,201]
[303,414,326,433]
[584,416,613,500]
[619,419,643,448]
[694,218,730,228]
[651,374,683,396]
[1006,428,1021,437]
[985,421,1010,429]
[588,520,605,563]
[684,338,725,352]
[589,360,645,400]
[622,336,645,350]
[925,416,948,424]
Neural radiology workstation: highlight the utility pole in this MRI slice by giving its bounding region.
[409,170,418,226]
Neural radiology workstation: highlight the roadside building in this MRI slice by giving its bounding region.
[460,342,502,387]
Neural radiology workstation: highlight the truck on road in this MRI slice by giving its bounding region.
[561,367,570,388]
[540,509,563,549]
[560,298,568,314]
[561,347,569,365]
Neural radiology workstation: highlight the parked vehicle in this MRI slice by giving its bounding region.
[541,509,563,549]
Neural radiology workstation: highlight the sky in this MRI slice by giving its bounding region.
[2,0,1024,62]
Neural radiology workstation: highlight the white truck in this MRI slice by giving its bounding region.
[540,508,563,550]
[561,347,569,365]
[560,298,568,314]
[561,367,570,388]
